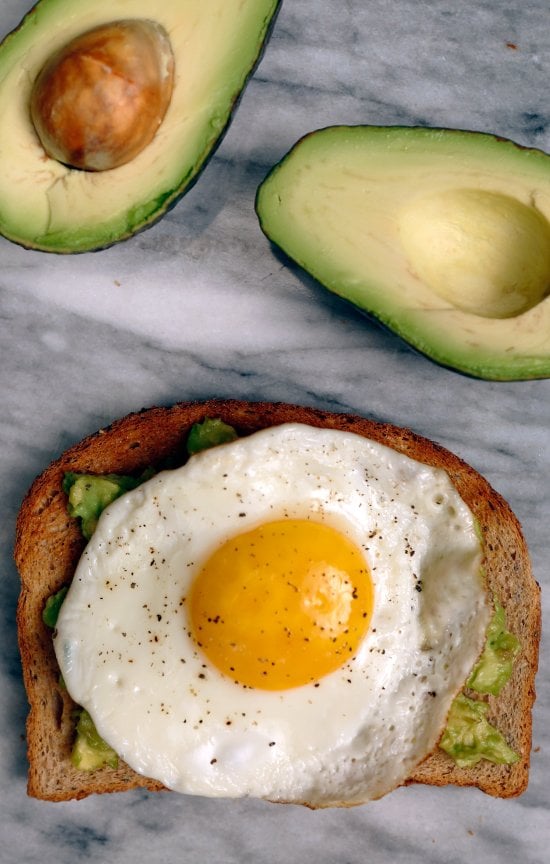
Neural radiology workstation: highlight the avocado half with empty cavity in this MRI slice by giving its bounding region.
[255,126,550,381]
[0,0,280,253]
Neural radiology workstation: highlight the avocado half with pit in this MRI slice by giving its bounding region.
[256,126,550,381]
[0,0,280,253]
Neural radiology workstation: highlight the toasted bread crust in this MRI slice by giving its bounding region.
[15,400,540,802]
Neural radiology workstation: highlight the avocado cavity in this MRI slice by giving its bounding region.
[399,189,550,319]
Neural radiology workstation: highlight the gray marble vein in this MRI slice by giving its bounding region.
[1,0,549,861]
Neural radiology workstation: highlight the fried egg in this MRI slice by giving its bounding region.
[54,423,490,806]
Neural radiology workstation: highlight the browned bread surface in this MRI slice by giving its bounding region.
[15,399,540,802]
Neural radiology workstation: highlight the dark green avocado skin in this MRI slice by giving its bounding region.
[255,125,550,381]
[0,0,282,253]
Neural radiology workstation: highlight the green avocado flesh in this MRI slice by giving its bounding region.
[467,598,520,696]
[440,694,519,768]
[63,471,148,539]
[256,125,550,380]
[0,0,279,252]
[186,416,238,454]
[72,709,118,771]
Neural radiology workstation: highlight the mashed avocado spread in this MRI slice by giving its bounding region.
[63,471,149,540]
[48,419,519,772]
[71,709,119,771]
[440,694,519,768]
[439,600,521,767]
[467,599,521,695]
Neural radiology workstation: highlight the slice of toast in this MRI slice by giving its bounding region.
[15,400,540,802]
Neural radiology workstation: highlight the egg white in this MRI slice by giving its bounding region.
[54,423,490,805]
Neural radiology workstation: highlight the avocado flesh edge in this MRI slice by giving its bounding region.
[256,126,550,381]
[0,0,280,253]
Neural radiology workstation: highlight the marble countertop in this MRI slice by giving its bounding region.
[1,0,548,861]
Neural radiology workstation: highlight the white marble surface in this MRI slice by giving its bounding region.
[1,0,549,861]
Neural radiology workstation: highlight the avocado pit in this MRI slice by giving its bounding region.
[30,19,175,171]
[399,189,550,319]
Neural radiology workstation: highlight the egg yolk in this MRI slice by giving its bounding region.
[189,519,374,690]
